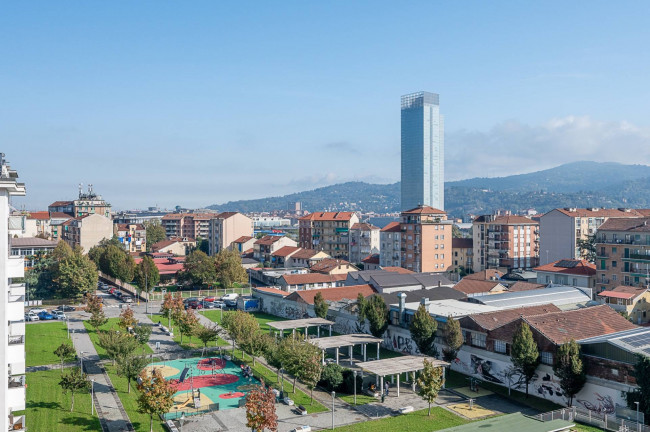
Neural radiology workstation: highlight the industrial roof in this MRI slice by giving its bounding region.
[357,355,448,377]
[472,285,592,309]
[580,327,650,356]
[401,299,500,318]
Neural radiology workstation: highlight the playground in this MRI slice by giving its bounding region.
[147,356,260,419]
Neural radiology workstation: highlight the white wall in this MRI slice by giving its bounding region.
[540,210,576,265]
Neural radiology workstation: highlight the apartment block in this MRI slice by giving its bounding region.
[48,184,111,218]
[61,213,114,253]
[379,221,401,268]
[162,212,218,240]
[594,217,650,293]
[451,238,473,273]
[254,235,297,264]
[539,208,647,265]
[298,212,359,260]
[472,215,540,272]
[348,222,380,264]
[400,205,452,273]
[208,212,254,255]
[115,223,147,254]
[0,155,27,431]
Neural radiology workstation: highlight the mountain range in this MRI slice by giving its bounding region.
[208,161,650,218]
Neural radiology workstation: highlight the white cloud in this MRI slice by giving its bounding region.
[446,116,650,181]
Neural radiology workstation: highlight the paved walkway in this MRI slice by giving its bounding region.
[68,318,135,432]
[26,361,77,373]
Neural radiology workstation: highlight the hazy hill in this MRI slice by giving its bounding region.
[208,161,650,218]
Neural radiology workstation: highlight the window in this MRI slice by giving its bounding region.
[472,333,487,348]
[612,261,617,268]
[494,340,507,354]
[541,352,553,365]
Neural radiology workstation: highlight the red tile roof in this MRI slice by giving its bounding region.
[380,221,401,232]
[300,212,357,221]
[469,304,561,331]
[291,249,324,260]
[50,212,73,219]
[286,284,376,304]
[401,205,446,215]
[311,258,355,273]
[452,238,473,249]
[453,279,504,295]
[281,273,347,285]
[361,254,380,265]
[598,285,647,300]
[27,211,50,220]
[464,269,504,281]
[381,266,414,274]
[489,215,538,225]
[116,223,145,230]
[508,282,546,292]
[271,246,301,257]
[524,305,637,344]
[598,217,650,233]
[351,222,379,231]
[49,201,73,207]
[253,286,289,297]
[533,259,596,276]
[233,236,254,244]
[552,208,645,218]
[217,211,240,219]
[255,235,284,246]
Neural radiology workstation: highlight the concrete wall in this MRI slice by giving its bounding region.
[540,210,576,265]
[79,214,113,253]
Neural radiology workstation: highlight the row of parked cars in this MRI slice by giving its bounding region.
[184,293,240,310]
[25,305,74,321]
[98,281,133,303]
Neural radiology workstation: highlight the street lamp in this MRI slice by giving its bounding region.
[66,317,70,339]
[635,401,640,432]
[353,370,357,405]
[91,378,95,415]
[80,351,85,372]
[280,366,285,393]
[331,391,336,430]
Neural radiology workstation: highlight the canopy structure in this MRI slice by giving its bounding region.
[357,355,449,397]
[267,317,335,339]
[309,334,383,365]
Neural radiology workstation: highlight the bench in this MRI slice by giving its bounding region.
[165,420,179,432]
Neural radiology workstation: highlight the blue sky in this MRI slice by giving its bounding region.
[3,1,650,210]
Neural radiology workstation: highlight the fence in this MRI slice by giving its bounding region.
[537,407,650,432]
[148,286,252,302]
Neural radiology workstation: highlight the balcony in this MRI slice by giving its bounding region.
[9,284,25,297]
[6,256,24,279]
[7,343,24,365]
[7,387,25,411]
[624,253,650,262]
[9,322,25,338]
[9,335,25,346]
[9,414,25,431]
[7,302,23,322]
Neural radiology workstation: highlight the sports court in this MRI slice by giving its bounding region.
[147,356,260,419]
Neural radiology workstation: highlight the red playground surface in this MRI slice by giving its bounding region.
[172,374,239,391]
[197,358,226,371]
[219,392,245,399]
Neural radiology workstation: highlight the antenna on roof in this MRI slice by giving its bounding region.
[78,183,83,198]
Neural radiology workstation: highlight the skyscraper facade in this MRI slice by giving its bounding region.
[400,91,444,211]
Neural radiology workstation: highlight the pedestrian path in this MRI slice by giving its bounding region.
[26,361,77,373]
[68,318,135,432]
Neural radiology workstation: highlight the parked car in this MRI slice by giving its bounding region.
[203,296,216,303]
[52,311,67,320]
[108,287,116,295]
[113,291,123,299]
[201,300,217,309]
[123,296,133,303]
[185,299,203,309]
[29,307,47,315]
[212,301,226,309]
[56,305,76,312]
[184,297,199,305]
[25,313,39,322]
[222,293,240,307]
[38,311,55,320]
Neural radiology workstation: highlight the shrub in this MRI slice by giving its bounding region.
[319,363,344,391]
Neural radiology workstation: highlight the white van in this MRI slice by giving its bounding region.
[221,293,240,306]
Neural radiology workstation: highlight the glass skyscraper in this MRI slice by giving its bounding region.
[400,91,444,210]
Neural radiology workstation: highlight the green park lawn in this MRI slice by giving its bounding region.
[83,318,153,359]
[24,368,102,432]
[104,364,166,432]
[26,321,70,367]
[201,310,285,333]
[334,407,469,431]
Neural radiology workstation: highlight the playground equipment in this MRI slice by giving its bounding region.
[176,364,201,409]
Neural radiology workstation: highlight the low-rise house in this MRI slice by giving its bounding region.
[278,273,347,292]
[598,285,650,324]
[361,254,380,270]
[453,279,507,297]
[26,211,51,238]
[287,248,330,268]
[463,269,503,281]
[533,259,596,289]
[270,246,302,268]
[254,235,297,264]
[151,237,196,256]
[311,258,358,275]
[114,223,146,254]
[230,236,256,254]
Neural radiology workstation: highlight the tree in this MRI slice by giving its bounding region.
[160,292,183,329]
[320,363,344,391]
[196,237,210,254]
[98,330,140,366]
[214,248,248,288]
[314,292,329,319]
[118,307,138,331]
[178,308,199,344]
[116,354,150,393]
[135,255,160,313]
[276,337,322,394]
[132,324,152,345]
[181,250,217,287]
[144,219,166,250]
[137,368,176,432]
[359,295,389,338]
[245,380,278,432]
[442,316,464,362]
[85,294,108,329]
[410,304,437,356]
[55,249,98,299]
[553,339,586,406]
[452,225,463,238]
[196,323,220,352]
[54,343,76,371]
[577,234,596,263]
[299,354,322,403]
[59,367,90,412]
[511,322,540,398]
[99,244,136,282]
[51,241,74,261]
[627,354,650,419]
[416,359,445,416]
[222,311,260,358]
[241,331,273,366]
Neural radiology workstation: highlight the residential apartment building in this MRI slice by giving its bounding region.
[401,91,444,210]
[472,215,540,272]
[348,222,380,264]
[539,208,646,265]
[209,212,254,255]
[594,217,650,293]
[598,285,650,324]
[533,259,596,289]
[379,221,401,268]
[162,212,220,240]
[26,211,51,238]
[254,235,298,264]
[400,205,452,273]
[298,212,359,260]
[48,184,111,218]
[115,223,146,254]
[0,155,27,431]
[451,238,473,273]
[61,213,114,253]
